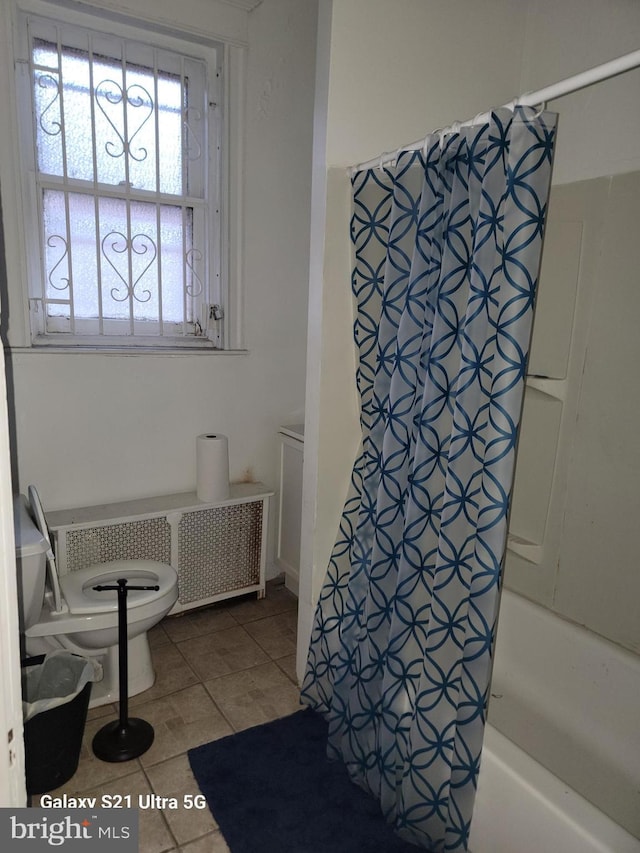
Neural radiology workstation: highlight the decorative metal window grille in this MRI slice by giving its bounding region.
[19,14,222,345]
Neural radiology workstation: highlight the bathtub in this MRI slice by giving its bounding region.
[468,589,640,853]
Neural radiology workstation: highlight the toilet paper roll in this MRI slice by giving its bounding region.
[196,434,230,503]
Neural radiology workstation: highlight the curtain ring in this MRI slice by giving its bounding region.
[423,130,439,156]
[514,96,547,119]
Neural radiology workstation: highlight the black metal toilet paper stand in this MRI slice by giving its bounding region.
[91,577,159,762]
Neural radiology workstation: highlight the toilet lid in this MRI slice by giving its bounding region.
[60,559,177,615]
[27,485,65,614]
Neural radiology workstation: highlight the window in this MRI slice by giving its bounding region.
[16,8,225,348]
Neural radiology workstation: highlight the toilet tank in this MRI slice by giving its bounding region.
[13,495,48,629]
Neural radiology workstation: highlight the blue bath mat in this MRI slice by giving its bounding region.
[188,709,422,853]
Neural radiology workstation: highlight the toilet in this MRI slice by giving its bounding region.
[14,487,179,708]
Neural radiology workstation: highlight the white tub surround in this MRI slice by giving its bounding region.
[486,589,640,841]
[469,724,640,853]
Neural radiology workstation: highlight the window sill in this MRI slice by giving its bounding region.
[6,345,249,357]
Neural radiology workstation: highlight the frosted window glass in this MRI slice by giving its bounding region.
[68,192,100,319]
[61,49,94,182]
[33,39,189,194]
[43,190,70,305]
[34,61,63,177]
[43,190,192,324]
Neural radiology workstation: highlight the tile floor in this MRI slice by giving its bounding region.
[31,578,302,853]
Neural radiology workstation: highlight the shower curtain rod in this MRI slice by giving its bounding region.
[351,48,640,173]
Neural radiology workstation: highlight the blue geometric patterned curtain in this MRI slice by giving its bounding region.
[301,106,557,852]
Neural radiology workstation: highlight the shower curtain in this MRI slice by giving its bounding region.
[301,106,557,852]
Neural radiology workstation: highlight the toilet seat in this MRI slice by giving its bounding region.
[22,485,179,707]
[60,560,176,615]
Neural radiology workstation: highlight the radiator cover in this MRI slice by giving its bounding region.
[177,502,263,605]
[47,485,273,613]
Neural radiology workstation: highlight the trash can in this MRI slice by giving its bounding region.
[22,651,102,794]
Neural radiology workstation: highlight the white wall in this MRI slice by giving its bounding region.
[300,0,640,677]
[519,0,640,185]
[324,0,528,168]
[0,0,317,579]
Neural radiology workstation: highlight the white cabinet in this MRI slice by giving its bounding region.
[276,424,304,595]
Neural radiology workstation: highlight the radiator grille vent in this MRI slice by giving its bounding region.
[65,517,172,572]
[177,503,263,604]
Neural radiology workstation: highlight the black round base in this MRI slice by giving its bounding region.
[92,718,155,762]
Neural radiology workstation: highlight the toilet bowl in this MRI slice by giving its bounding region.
[15,488,179,708]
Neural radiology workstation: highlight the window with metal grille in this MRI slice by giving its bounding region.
[16,11,224,347]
